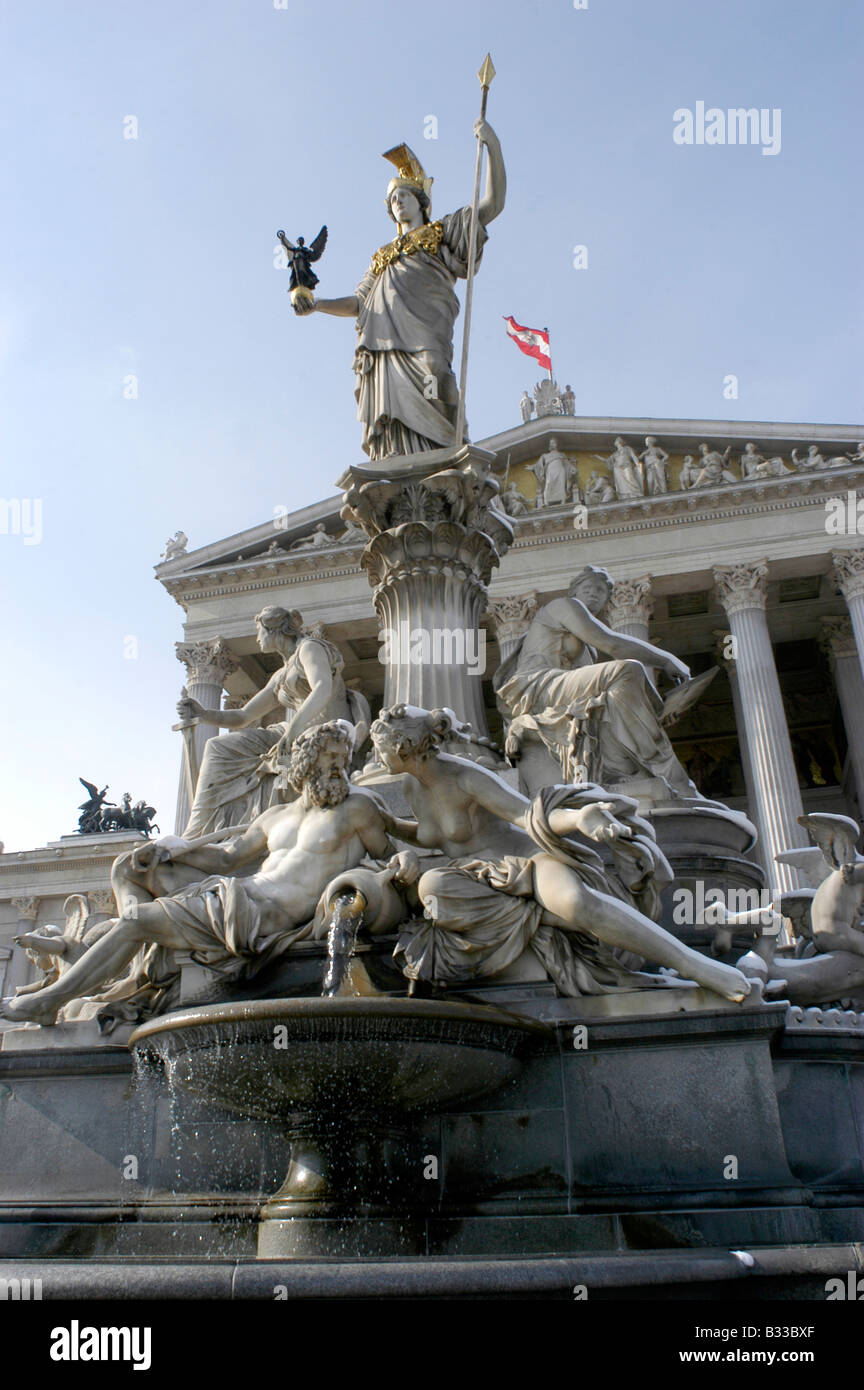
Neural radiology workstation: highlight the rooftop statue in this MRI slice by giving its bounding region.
[496,481,530,517]
[176,607,369,836]
[593,437,644,500]
[160,530,188,561]
[585,469,615,505]
[689,443,738,488]
[76,781,158,836]
[533,379,562,418]
[526,437,579,508]
[640,437,669,496]
[77,779,110,834]
[293,127,505,461]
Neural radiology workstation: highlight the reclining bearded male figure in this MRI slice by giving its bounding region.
[0,722,408,1026]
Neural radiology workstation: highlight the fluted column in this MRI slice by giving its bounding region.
[7,897,41,997]
[488,593,538,662]
[820,616,864,816]
[714,562,807,891]
[174,639,239,833]
[713,628,768,876]
[832,550,864,684]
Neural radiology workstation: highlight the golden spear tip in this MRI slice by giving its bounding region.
[478,53,496,88]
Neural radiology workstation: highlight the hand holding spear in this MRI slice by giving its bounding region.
[454,54,506,450]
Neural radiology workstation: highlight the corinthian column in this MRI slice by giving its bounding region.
[820,616,864,816]
[488,593,538,663]
[713,628,767,876]
[832,550,864,683]
[713,562,807,891]
[606,574,653,641]
[174,639,239,832]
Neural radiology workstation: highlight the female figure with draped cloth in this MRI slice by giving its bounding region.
[294,125,506,460]
[369,705,752,1001]
[176,607,369,836]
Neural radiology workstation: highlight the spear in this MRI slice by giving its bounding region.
[454,53,496,453]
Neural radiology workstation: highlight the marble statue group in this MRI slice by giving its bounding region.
[5,113,864,1031]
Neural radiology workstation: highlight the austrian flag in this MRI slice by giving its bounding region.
[504,316,551,372]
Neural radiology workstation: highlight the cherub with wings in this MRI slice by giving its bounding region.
[276,225,328,303]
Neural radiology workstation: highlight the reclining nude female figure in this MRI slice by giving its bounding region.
[370,705,752,1002]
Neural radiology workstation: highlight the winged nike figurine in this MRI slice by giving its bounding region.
[276,225,328,308]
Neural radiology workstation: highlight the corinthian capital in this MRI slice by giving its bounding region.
[832,549,864,604]
[175,639,239,687]
[491,592,538,644]
[88,889,117,916]
[713,561,769,616]
[607,575,653,630]
[12,897,40,920]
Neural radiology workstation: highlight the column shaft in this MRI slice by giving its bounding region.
[715,564,807,892]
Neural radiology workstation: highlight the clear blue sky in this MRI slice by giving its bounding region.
[1,0,861,851]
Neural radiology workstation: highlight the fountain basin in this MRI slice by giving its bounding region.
[129,996,549,1121]
[131,997,550,1257]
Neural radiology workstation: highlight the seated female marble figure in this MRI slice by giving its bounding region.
[178,607,370,836]
[370,705,752,1002]
[494,565,700,800]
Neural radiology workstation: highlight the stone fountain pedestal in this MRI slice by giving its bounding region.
[129,996,550,1260]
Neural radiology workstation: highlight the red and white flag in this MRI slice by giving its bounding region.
[503,316,551,372]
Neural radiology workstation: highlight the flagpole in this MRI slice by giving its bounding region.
[544,324,553,382]
[455,53,496,453]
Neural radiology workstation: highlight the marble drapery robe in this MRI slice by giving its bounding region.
[353,208,488,460]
